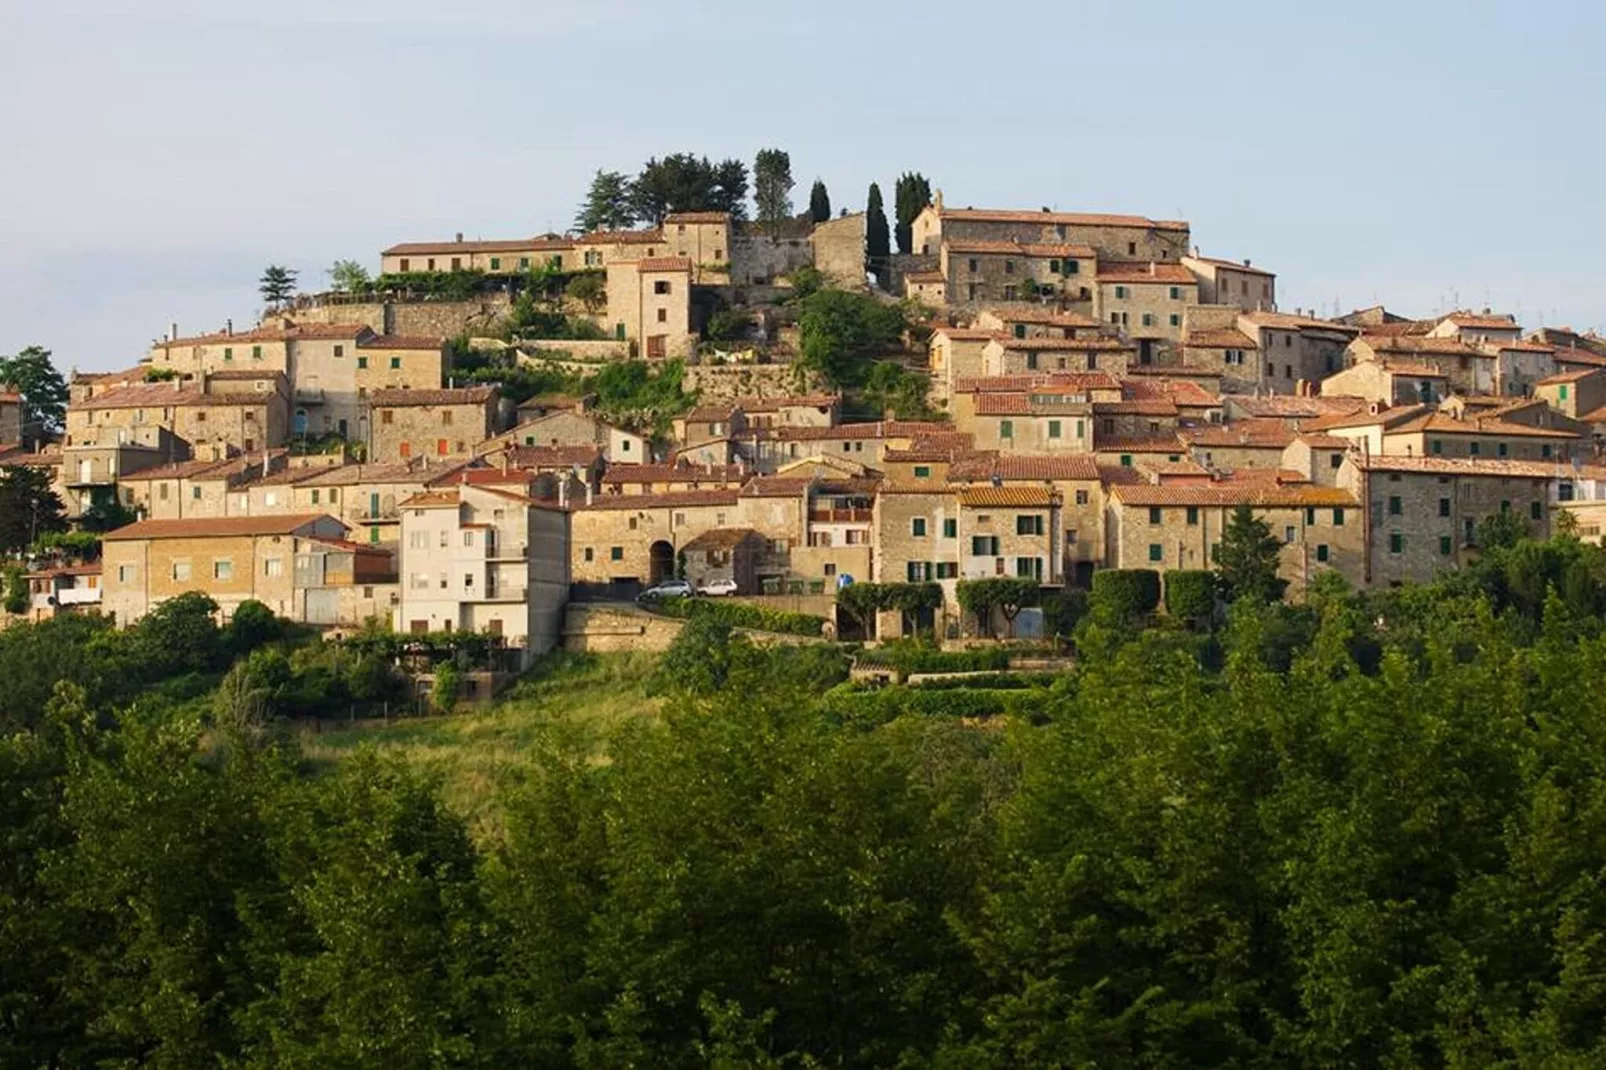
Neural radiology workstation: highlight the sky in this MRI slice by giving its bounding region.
[3,0,1604,374]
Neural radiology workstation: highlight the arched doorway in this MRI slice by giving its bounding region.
[648,541,675,585]
[293,409,308,435]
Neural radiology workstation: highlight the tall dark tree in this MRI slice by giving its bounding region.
[629,154,748,225]
[865,183,891,288]
[1212,504,1288,602]
[258,265,297,307]
[573,169,637,234]
[808,180,831,224]
[0,466,67,553]
[710,157,749,221]
[893,172,932,255]
[753,149,794,234]
[0,346,69,446]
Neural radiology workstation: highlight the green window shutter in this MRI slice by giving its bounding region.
[1316,543,1329,562]
[913,465,930,478]
[1120,454,1132,467]
[1431,439,1443,455]
[912,518,926,537]
[1048,419,1061,438]
[1497,442,1508,457]
[357,356,368,369]
[1000,420,1013,438]
[1169,314,1180,327]
[369,526,380,544]
[943,518,956,538]
[1186,506,1198,525]
[1388,495,1402,515]
[223,347,233,360]
[1470,442,1481,456]
[1333,508,1344,525]
[1148,543,1163,562]
[1169,286,1180,299]
[490,258,500,270]
[1531,501,1542,520]
[1560,385,1569,400]
[1305,507,1315,525]
[1542,444,1553,458]
[1439,535,1452,556]
[390,357,401,369]
[1390,533,1403,554]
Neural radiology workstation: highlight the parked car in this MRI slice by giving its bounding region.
[698,578,739,597]
[638,579,694,601]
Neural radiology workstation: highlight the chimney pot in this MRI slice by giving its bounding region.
[1243,258,1251,267]
[455,232,464,242]
[225,319,233,336]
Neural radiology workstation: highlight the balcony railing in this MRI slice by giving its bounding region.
[480,587,528,603]
[809,507,873,524]
[295,387,326,403]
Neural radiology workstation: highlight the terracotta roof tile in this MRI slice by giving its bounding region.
[957,485,1058,507]
[1111,482,1356,507]
[104,513,338,541]
[1240,311,1359,334]
[631,257,693,273]
[602,462,744,485]
[945,240,1097,258]
[1356,455,1568,478]
[974,393,1031,415]
[1183,254,1276,278]
[1096,262,1196,284]
[1538,368,1602,385]
[578,489,741,511]
[1444,312,1519,330]
[949,454,1099,482]
[996,336,1131,352]
[382,237,573,256]
[936,207,1188,232]
[577,229,664,245]
[1095,434,1187,453]
[1182,421,1299,448]
[363,334,446,350]
[1094,399,1178,416]
[77,383,283,410]
[663,211,730,224]
[370,386,496,407]
[931,327,1003,342]
[153,322,373,348]
[978,307,1105,329]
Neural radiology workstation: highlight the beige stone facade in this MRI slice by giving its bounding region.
[396,484,570,661]
[66,376,290,454]
[482,409,649,463]
[808,212,867,289]
[101,513,354,624]
[604,258,694,359]
[939,241,1096,306]
[662,212,731,283]
[912,203,1191,264]
[1094,262,1197,354]
[380,236,573,275]
[1180,255,1276,311]
[369,386,498,463]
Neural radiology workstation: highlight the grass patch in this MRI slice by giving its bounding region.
[297,650,661,841]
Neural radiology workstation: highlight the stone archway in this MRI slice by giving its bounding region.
[648,540,675,585]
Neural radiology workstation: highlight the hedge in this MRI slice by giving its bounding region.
[906,672,1062,691]
[651,596,827,638]
[1091,569,1161,620]
[854,641,1012,674]
[818,684,1046,723]
[1164,570,1217,622]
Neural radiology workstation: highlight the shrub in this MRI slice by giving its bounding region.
[1164,570,1217,624]
[818,683,1043,723]
[650,596,827,638]
[1042,588,1089,638]
[431,662,461,714]
[855,641,1011,674]
[1091,569,1161,621]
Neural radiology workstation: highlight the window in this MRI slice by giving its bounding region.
[1284,526,1296,544]
[967,258,979,273]
[1016,515,1044,536]
[463,531,475,547]
[1437,497,1452,518]
[1469,441,1481,456]
[911,517,927,537]
[1169,314,1180,327]
[1169,286,1180,299]
[399,258,410,271]
[1333,508,1345,526]
[609,546,623,561]
[905,561,924,582]
[1389,533,1404,554]
[1141,313,1153,327]
[1114,285,1127,299]
[1542,444,1553,459]
[1531,501,1543,520]
[1560,384,1570,400]
[1305,507,1316,526]
[1000,419,1013,439]
[1440,535,1453,556]
[1127,242,1137,255]
[171,560,192,581]
[1330,453,1343,469]
[334,344,344,357]
[1075,489,1089,506]
[1004,259,1015,274]
[1431,439,1443,455]
[936,562,958,579]
[583,547,594,563]
[1316,544,1330,562]
[251,345,261,359]
[1148,507,1162,525]
[223,347,233,361]
[1497,442,1508,458]
[1014,556,1043,580]
[1065,259,1079,275]
[117,564,135,583]
[1046,419,1062,439]
[390,357,401,369]
[1388,495,1402,516]
[971,535,999,556]
[213,560,233,580]
[489,258,500,271]
[656,308,667,323]
[1120,454,1133,467]
[943,518,957,538]
[1148,543,1163,562]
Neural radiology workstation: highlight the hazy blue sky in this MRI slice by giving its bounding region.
[4,0,1603,373]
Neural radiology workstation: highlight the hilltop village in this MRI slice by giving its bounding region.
[5,183,1606,663]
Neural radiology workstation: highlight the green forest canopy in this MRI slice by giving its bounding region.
[7,531,1606,1065]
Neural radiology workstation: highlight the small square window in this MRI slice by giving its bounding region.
[942,518,957,538]
[1148,507,1162,525]
[1148,543,1163,562]
[1389,533,1404,554]
[911,518,927,537]
[1316,544,1330,562]
[390,357,401,369]
[357,356,368,369]
[333,344,344,357]
[609,546,623,561]
[913,465,931,478]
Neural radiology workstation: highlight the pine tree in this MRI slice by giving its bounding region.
[808,180,831,224]
[573,170,636,234]
[259,265,297,307]
[893,172,932,255]
[865,183,890,288]
[1212,505,1289,602]
[753,149,794,234]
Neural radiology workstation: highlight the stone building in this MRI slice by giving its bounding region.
[955,485,1062,584]
[369,386,498,462]
[1093,262,1198,359]
[680,529,764,593]
[979,336,1133,377]
[1180,255,1276,311]
[1238,311,1358,392]
[1320,360,1448,406]
[808,212,867,289]
[903,270,947,305]
[604,257,694,359]
[66,375,290,455]
[950,453,1104,583]
[1337,455,1556,586]
[570,489,743,587]
[1320,404,1581,462]
[912,200,1191,264]
[101,513,354,624]
[1105,478,1364,594]
[380,235,573,275]
[927,327,1000,405]
[938,240,1096,306]
[662,212,733,283]
[1427,311,1523,347]
[1534,367,1606,428]
[395,484,570,660]
[1347,335,1496,396]
[873,485,962,587]
[481,409,649,463]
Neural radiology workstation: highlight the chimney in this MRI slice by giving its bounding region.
[170,322,178,342]
[455,232,464,242]
[1243,259,1251,267]
[1149,262,1157,276]
[584,483,595,506]
[225,319,233,336]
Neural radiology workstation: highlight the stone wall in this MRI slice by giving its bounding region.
[731,234,813,286]
[518,339,633,364]
[810,213,867,289]
[277,295,514,338]
[562,603,685,652]
[684,362,822,403]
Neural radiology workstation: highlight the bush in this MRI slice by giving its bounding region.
[818,683,1042,723]
[650,596,827,638]
[1091,569,1161,621]
[1164,571,1217,623]
[855,641,1012,674]
[431,662,461,714]
[1042,588,1089,638]
[906,672,1061,690]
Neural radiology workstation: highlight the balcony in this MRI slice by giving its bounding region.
[354,504,400,521]
[809,507,874,524]
[479,587,528,603]
[295,387,326,403]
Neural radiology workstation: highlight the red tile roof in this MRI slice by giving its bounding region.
[382,237,573,256]
[1111,482,1356,507]
[1354,455,1567,479]
[632,256,694,273]
[577,489,741,511]
[1444,312,1519,330]
[104,513,339,541]
[1241,311,1358,334]
[957,485,1058,507]
[1183,254,1276,278]
[996,336,1132,352]
[936,207,1188,232]
[601,462,745,485]
[1181,421,1298,448]
[1537,368,1601,385]
[931,327,1002,342]
[949,454,1100,482]
[1096,262,1196,284]
[974,393,1031,415]
[1093,399,1178,417]
[363,334,446,350]
[1361,336,1488,357]
[154,322,371,348]
[369,386,496,407]
[945,240,1096,258]
[77,383,282,410]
